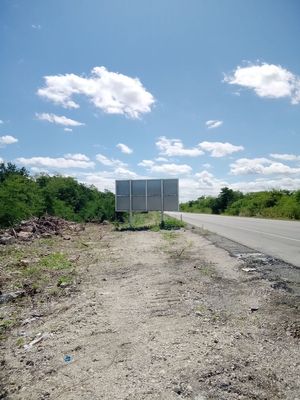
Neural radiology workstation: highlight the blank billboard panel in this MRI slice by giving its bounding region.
[115,179,179,212]
[116,196,130,211]
[164,195,179,211]
[147,196,162,211]
[163,179,178,195]
[147,179,161,196]
[132,196,146,211]
[132,180,146,196]
[116,180,130,196]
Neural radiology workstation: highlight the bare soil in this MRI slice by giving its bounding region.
[0,224,299,399]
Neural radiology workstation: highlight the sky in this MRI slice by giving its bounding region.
[1,0,300,201]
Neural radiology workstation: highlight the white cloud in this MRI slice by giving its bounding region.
[79,168,138,192]
[198,141,244,157]
[36,112,84,127]
[179,171,227,201]
[206,120,223,129]
[0,135,18,147]
[16,155,94,169]
[96,153,127,168]
[270,153,300,161]
[230,157,300,175]
[149,163,192,176]
[231,177,300,193]
[64,153,90,161]
[64,128,73,132]
[0,120,3,124]
[202,163,212,169]
[224,63,300,104]
[156,136,204,157]
[37,66,155,119]
[31,24,41,30]
[0,157,3,163]
[155,157,168,162]
[138,159,155,168]
[116,143,133,154]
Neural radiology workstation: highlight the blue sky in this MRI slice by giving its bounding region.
[1,0,300,200]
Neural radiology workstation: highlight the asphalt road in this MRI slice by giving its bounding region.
[166,212,300,267]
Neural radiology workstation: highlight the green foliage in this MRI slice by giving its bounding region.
[0,174,44,227]
[39,253,71,270]
[0,163,116,228]
[115,211,186,231]
[180,187,300,220]
[160,217,186,230]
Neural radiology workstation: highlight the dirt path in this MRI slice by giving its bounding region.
[1,225,299,399]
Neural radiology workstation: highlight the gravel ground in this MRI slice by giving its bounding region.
[0,224,299,399]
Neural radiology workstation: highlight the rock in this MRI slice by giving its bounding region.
[242,267,257,272]
[63,235,71,240]
[0,290,25,304]
[17,231,33,241]
[41,233,52,238]
[0,235,15,245]
[19,257,40,267]
[102,220,109,225]
[20,225,34,233]
[57,281,70,288]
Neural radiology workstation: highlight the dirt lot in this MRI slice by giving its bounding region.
[0,224,299,399]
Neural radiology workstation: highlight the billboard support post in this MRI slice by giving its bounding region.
[160,179,164,225]
[129,180,133,227]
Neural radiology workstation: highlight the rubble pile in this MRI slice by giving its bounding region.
[0,216,82,245]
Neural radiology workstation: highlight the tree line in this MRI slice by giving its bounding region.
[0,162,115,228]
[180,187,300,220]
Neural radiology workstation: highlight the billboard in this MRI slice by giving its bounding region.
[115,179,179,212]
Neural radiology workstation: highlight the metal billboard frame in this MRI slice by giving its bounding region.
[115,178,179,223]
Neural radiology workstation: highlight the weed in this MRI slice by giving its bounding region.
[162,231,179,242]
[16,337,24,347]
[0,319,13,335]
[39,253,71,270]
[160,217,186,230]
[57,275,73,287]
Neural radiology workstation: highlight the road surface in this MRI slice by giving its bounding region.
[166,212,300,267]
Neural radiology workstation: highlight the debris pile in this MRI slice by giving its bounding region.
[0,216,83,245]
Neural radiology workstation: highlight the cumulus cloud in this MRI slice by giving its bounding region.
[36,112,84,127]
[224,63,300,104]
[206,120,223,129]
[0,135,18,147]
[37,66,155,118]
[64,153,90,161]
[0,157,3,163]
[270,153,300,161]
[139,159,192,175]
[230,158,300,175]
[231,177,300,193]
[79,168,138,192]
[64,128,73,132]
[96,154,127,168]
[16,154,94,169]
[155,157,168,162]
[138,160,155,168]
[156,136,204,157]
[116,143,133,154]
[198,141,244,157]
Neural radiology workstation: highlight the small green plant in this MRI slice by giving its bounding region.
[16,337,25,347]
[39,253,71,270]
[57,275,72,287]
[0,319,13,335]
[160,217,185,230]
